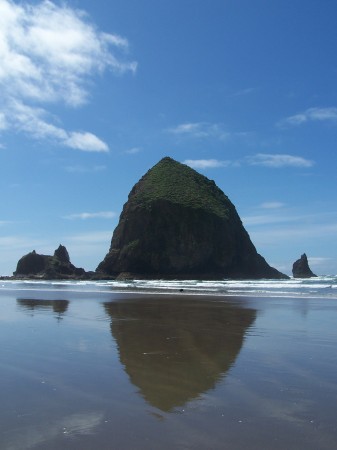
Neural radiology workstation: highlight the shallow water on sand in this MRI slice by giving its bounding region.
[1,284,337,449]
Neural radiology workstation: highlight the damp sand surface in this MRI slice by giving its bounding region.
[1,284,337,449]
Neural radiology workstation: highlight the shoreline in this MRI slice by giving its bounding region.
[1,276,336,300]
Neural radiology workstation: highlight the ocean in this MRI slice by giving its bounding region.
[1,278,337,449]
[1,275,337,298]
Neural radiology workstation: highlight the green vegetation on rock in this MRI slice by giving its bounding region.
[131,157,230,218]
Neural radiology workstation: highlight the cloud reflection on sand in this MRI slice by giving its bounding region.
[3,411,104,450]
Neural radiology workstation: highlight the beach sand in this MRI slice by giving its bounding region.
[1,287,337,449]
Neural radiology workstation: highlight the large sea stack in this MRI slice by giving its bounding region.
[97,157,287,280]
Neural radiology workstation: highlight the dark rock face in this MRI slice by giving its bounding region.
[97,157,288,279]
[292,253,317,278]
[54,244,70,263]
[14,250,49,276]
[14,245,86,279]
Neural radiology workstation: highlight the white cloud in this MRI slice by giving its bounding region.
[64,132,108,152]
[0,0,136,151]
[169,122,230,140]
[279,107,337,127]
[248,153,314,168]
[64,211,117,220]
[183,159,230,169]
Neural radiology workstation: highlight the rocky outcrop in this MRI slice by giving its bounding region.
[292,253,317,278]
[54,244,70,263]
[97,157,288,280]
[14,245,86,279]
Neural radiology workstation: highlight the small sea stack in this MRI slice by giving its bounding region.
[97,157,288,280]
[292,253,317,278]
[14,245,86,279]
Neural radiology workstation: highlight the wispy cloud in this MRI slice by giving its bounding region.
[242,214,302,227]
[125,147,142,155]
[0,112,7,130]
[68,231,112,244]
[278,107,337,127]
[0,0,136,151]
[65,164,107,173]
[61,231,113,270]
[244,209,337,231]
[183,153,313,170]
[250,222,337,245]
[309,256,332,267]
[248,153,314,168]
[10,101,109,151]
[64,211,117,220]
[168,122,230,140]
[229,87,258,97]
[183,159,231,169]
[259,202,285,209]
[0,234,49,255]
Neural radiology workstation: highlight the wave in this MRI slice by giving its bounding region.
[1,275,337,299]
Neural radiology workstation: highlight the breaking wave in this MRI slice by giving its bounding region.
[1,275,337,299]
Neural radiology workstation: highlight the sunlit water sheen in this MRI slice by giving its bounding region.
[1,279,337,449]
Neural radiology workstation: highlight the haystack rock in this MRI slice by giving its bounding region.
[14,245,86,279]
[292,253,317,278]
[97,157,287,280]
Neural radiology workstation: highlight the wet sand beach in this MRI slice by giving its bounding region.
[1,283,337,449]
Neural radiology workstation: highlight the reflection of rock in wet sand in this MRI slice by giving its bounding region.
[104,296,256,412]
[17,299,69,317]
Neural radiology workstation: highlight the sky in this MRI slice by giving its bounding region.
[0,0,336,276]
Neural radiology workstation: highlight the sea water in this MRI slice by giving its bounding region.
[1,279,337,449]
[1,275,337,298]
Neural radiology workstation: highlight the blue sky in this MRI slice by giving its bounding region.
[1,0,336,276]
